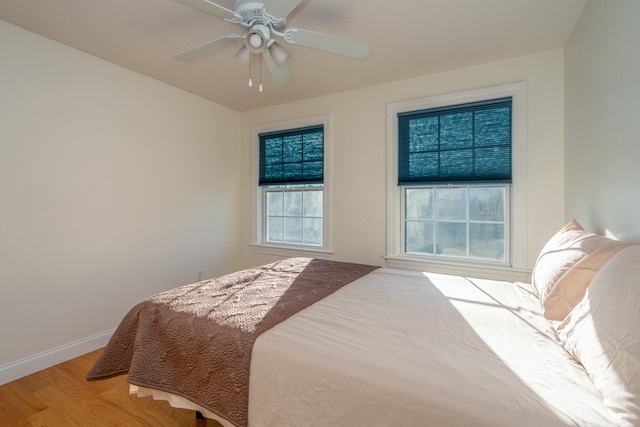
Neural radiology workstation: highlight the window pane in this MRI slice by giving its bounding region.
[469,223,504,261]
[303,132,324,161]
[263,164,282,182]
[303,218,323,246]
[303,161,323,181]
[405,220,434,254]
[475,107,511,147]
[283,135,303,162]
[266,217,284,243]
[266,191,283,216]
[409,117,439,152]
[284,191,303,216]
[283,163,303,182]
[303,190,322,217]
[264,138,282,164]
[284,217,303,244]
[436,187,466,220]
[440,112,473,149]
[469,187,504,221]
[406,188,433,220]
[474,147,512,178]
[436,222,466,256]
[409,152,438,180]
[439,149,473,179]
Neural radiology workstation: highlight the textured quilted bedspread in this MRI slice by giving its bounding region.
[86,257,378,427]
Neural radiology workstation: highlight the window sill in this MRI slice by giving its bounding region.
[385,256,531,282]
[250,244,334,259]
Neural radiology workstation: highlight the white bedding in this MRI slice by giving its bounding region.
[248,268,614,427]
[133,267,615,426]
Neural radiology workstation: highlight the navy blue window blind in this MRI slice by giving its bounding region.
[398,97,512,185]
[259,125,324,186]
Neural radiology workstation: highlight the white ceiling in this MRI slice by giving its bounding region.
[0,0,587,112]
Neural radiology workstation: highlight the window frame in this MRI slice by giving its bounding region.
[251,114,333,258]
[386,83,528,281]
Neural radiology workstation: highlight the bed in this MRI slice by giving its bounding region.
[87,221,640,427]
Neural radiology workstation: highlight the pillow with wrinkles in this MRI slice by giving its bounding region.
[557,245,640,427]
[532,219,630,322]
[543,238,631,321]
[532,219,591,300]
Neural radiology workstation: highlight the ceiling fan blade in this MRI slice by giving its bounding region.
[263,48,292,85]
[284,28,370,58]
[175,35,242,61]
[264,0,303,19]
[174,0,238,20]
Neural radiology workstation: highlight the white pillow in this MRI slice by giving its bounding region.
[557,245,640,427]
[531,220,591,299]
[543,238,630,321]
[532,220,629,321]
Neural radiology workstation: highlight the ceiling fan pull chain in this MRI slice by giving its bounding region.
[259,55,263,92]
[248,52,253,87]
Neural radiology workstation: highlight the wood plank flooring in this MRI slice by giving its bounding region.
[0,349,223,426]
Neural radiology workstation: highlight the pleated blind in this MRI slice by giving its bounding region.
[259,125,324,186]
[398,97,512,185]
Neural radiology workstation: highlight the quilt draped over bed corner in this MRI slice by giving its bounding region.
[86,257,378,427]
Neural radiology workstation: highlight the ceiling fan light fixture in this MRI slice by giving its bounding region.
[268,42,290,66]
[235,45,251,66]
[245,24,270,53]
[249,33,263,48]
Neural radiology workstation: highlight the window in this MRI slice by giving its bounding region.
[399,98,511,263]
[387,83,527,280]
[252,115,332,256]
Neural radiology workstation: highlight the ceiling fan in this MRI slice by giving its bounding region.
[174,0,370,91]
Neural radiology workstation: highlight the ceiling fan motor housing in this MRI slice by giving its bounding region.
[235,0,266,21]
[235,0,286,31]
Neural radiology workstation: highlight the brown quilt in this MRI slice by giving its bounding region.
[86,257,378,427]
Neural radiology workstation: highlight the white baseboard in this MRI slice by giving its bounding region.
[0,328,115,386]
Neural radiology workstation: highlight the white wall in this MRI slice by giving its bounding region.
[564,0,640,242]
[237,49,566,271]
[0,21,241,368]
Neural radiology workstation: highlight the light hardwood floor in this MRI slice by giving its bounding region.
[0,349,223,426]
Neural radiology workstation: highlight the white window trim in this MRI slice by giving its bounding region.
[250,114,333,258]
[386,82,529,281]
